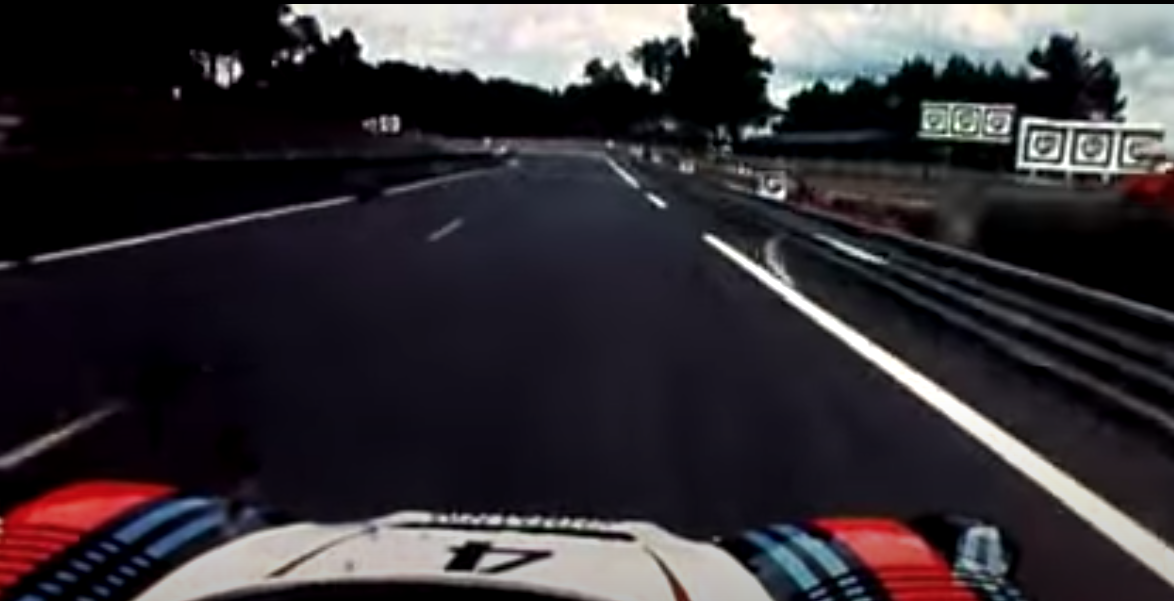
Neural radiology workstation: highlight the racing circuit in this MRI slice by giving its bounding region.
[1,151,1174,600]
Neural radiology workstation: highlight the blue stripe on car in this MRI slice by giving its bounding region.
[746,531,820,592]
[773,525,874,600]
[146,513,224,559]
[113,499,216,544]
[773,526,853,578]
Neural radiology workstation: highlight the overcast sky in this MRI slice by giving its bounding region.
[293,4,1174,131]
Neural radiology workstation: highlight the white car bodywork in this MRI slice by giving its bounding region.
[137,512,774,601]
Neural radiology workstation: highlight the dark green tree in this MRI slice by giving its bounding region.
[629,37,685,92]
[882,56,939,133]
[938,55,985,101]
[671,4,774,140]
[566,58,655,137]
[778,31,1129,137]
[780,81,837,131]
[1027,33,1126,119]
[583,58,629,87]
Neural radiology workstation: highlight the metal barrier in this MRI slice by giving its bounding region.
[624,150,1174,442]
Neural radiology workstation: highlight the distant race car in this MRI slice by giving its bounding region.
[0,481,1029,601]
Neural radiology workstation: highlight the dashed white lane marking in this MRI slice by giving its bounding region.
[814,233,888,266]
[644,192,668,210]
[702,232,1174,590]
[606,158,641,190]
[26,165,503,266]
[427,217,465,243]
[0,404,125,471]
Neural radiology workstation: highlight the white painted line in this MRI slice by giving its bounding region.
[380,164,499,196]
[814,233,888,266]
[0,404,124,471]
[702,232,1174,590]
[644,192,668,210]
[606,158,641,190]
[33,196,355,264]
[25,164,505,266]
[427,217,465,243]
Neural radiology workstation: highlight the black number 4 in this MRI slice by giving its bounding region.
[445,541,553,574]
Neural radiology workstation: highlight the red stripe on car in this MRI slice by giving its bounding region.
[817,519,981,601]
[0,481,174,596]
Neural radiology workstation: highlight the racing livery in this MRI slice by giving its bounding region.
[0,482,255,601]
[0,481,1028,601]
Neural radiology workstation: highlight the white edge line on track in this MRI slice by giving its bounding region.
[32,196,355,264]
[606,158,641,190]
[427,217,465,243]
[379,163,499,196]
[702,232,1174,590]
[644,192,668,210]
[0,403,125,471]
[0,166,504,467]
[29,164,502,266]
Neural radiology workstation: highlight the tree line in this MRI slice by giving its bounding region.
[764,33,1127,166]
[780,33,1125,133]
[0,4,1130,159]
[0,4,773,148]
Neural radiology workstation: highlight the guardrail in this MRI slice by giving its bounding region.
[623,150,1174,443]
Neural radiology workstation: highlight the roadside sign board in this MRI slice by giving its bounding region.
[920,101,1015,144]
[1016,116,1165,175]
[364,114,402,135]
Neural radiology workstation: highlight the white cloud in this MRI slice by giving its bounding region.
[294,4,685,86]
[293,4,1174,131]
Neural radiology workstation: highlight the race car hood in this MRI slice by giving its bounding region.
[2,482,1025,601]
[134,512,769,601]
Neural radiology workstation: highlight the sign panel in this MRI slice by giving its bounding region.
[363,114,402,135]
[920,101,1015,144]
[1016,116,1165,175]
[1119,129,1166,171]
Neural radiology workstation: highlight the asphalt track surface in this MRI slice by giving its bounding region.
[1,154,1173,600]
